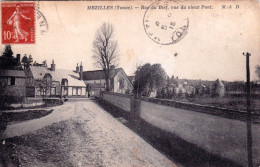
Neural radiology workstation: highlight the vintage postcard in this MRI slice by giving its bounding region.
[0,0,260,167]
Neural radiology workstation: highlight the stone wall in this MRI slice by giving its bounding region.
[101,91,132,112]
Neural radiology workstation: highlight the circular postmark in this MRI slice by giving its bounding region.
[143,0,189,45]
[35,3,48,36]
[36,9,48,36]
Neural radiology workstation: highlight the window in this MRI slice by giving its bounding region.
[11,77,15,85]
[63,87,68,96]
[72,87,77,95]
[7,77,15,86]
[51,87,56,95]
[0,82,4,87]
[72,87,82,96]
[41,88,46,96]
[78,88,82,95]
[0,78,7,87]
[61,79,68,86]
[43,74,52,86]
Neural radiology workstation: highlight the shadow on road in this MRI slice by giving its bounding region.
[95,99,242,167]
[5,109,53,123]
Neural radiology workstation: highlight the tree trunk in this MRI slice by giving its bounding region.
[105,69,110,91]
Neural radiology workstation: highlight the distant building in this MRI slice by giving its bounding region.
[25,61,86,98]
[169,76,196,96]
[212,79,225,97]
[83,66,133,97]
[0,53,26,100]
[195,82,207,94]
[167,76,227,98]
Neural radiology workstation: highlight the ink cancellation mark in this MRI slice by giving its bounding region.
[35,3,48,36]
[1,2,35,44]
[36,9,48,36]
[143,0,189,45]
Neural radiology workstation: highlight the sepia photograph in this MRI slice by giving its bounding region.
[0,0,260,166]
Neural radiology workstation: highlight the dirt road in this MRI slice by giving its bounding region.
[0,100,177,167]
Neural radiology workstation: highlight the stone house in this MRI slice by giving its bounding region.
[83,66,133,97]
[0,54,26,101]
[25,61,86,98]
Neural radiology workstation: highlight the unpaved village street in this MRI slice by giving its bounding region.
[0,100,178,167]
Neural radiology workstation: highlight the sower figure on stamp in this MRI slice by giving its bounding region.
[7,5,31,42]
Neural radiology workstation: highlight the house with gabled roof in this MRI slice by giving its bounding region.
[127,76,135,84]
[83,66,133,97]
[25,60,86,98]
[0,53,26,103]
[212,79,225,97]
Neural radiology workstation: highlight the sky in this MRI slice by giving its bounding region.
[0,0,260,81]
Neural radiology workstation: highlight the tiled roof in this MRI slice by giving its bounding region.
[29,66,86,87]
[128,76,135,82]
[83,68,122,80]
[0,69,26,77]
[170,77,215,87]
[83,70,105,80]
[213,79,224,87]
[29,66,52,80]
[196,82,206,88]
[85,82,105,89]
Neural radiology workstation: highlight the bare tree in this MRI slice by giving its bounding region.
[92,23,119,91]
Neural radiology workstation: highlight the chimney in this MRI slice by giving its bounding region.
[110,65,115,70]
[51,59,55,71]
[16,54,21,64]
[76,63,79,73]
[80,62,83,80]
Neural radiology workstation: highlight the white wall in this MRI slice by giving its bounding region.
[113,71,133,94]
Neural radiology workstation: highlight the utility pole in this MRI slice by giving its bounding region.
[243,52,253,167]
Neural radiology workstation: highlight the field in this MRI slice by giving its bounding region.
[176,96,260,114]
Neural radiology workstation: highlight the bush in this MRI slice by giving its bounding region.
[0,95,24,109]
[125,89,132,95]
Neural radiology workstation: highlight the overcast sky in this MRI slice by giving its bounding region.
[1,1,260,81]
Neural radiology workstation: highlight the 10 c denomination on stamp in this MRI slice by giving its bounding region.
[2,2,35,44]
[143,0,189,45]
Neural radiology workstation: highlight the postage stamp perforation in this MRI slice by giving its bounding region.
[1,2,35,44]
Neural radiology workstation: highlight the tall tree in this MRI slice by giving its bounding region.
[0,45,16,69]
[133,63,167,97]
[92,23,119,91]
[21,54,33,69]
[2,44,13,57]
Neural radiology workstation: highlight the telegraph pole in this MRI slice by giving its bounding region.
[243,52,253,167]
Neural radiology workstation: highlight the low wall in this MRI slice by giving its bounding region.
[9,97,45,109]
[100,92,260,166]
[101,92,132,112]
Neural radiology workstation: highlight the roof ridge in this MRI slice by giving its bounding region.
[83,67,122,73]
